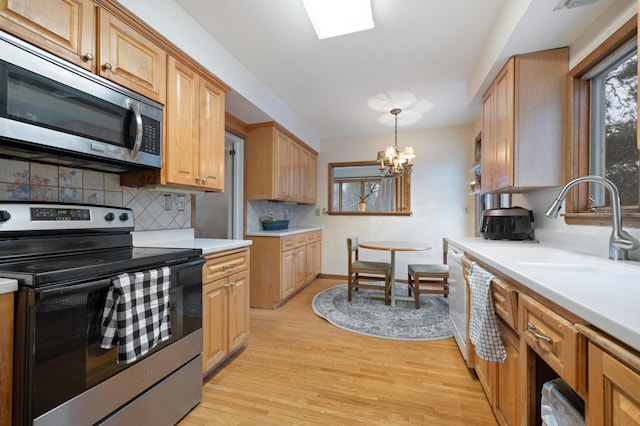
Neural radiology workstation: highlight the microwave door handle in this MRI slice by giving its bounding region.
[129,100,143,159]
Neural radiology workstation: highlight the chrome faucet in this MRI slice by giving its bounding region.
[546,175,639,260]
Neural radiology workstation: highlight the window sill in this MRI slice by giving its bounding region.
[564,212,640,228]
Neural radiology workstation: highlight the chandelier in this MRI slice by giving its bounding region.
[377,108,415,175]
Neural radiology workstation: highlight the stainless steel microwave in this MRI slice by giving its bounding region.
[0,30,162,172]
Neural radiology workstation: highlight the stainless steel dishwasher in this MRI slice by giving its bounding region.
[447,244,467,361]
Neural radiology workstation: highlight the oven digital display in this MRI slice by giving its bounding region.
[31,208,91,221]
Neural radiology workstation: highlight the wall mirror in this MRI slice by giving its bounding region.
[328,161,411,215]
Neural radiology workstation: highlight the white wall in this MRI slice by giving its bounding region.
[116,0,320,150]
[301,124,475,278]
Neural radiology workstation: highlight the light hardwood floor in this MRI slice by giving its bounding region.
[179,278,497,425]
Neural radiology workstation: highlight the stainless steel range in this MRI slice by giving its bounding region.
[0,202,204,425]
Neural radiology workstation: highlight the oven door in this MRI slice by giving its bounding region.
[13,258,204,424]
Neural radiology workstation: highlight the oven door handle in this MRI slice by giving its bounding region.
[36,258,205,300]
[36,278,113,300]
[167,257,206,270]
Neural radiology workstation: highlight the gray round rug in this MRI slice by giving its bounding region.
[312,284,453,341]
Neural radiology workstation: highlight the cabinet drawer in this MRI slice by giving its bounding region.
[519,294,586,391]
[306,230,322,244]
[281,234,307,251]
[203,249,249,283]
[491,277,517,330]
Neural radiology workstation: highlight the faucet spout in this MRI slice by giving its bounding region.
[546,175,639,260]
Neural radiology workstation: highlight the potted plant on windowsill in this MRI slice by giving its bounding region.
[358,193,370,212]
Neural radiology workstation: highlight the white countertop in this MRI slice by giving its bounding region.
[446,237,640,352]
[132,229,251,255]
[245,226,323,237]
[0,277,18,294]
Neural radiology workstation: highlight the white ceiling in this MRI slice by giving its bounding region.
[174,0,626,139]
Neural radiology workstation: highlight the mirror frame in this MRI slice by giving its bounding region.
[327,161,412,216]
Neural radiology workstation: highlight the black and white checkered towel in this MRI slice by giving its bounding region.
[468,262,507,363]
[101,266,172,364]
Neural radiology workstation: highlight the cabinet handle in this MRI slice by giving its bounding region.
[229,281,236,287]
[527,322,553,345]
[84,52,94,61]
[195,176,200,181]
[202,177,207,183]
[102,62,112,71]
[222,264,236,270]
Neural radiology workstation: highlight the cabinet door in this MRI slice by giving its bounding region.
[227,270,249,353]
[0,293,14,423]
[475,352,497,406]
[301,149,317,204]
[493,59,514,190]
[494,321,520,426]
[275,131,290,200]
[281,249,296,298]
[202,278,227,373]
[289,139,302,201]
[198,76,225,191]
[481,86,497,192]
[306,240,321,281]
[166,57,200,186]
[0,0,95,71]
[97,9,166,103]
[294,246,307,289]
[588,343,640,426]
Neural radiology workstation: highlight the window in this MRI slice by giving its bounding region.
[567,15,640,227]
[328,161,411,215]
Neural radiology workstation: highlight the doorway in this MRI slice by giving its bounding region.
[194,132,244,239]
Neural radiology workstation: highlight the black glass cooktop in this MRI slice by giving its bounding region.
[0,246,202,287]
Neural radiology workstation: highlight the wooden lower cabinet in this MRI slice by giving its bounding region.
[494,321,521,426]
[1,292,14,425]
[470,320,520,426]
[248,230,322,309]
[202,247,250,375]
[587,335,640,425]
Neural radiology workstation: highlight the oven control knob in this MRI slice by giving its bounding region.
[104,212,115,222]
[119,212,129,221]
[0,210,10,222]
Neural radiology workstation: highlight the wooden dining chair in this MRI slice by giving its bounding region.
[407,239,449,309]
[347,236,392,305]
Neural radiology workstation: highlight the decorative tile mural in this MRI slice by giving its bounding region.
[0,158,191,231]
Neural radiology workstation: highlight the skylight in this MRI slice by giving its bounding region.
[302,0,374,40]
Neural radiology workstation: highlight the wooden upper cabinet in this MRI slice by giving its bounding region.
[0,0,95,70]
[164,56,224,190]
[97,9,166,104]
[275,131,291,200]
[0,1,166,104]
[246,123,318,204]
[301,149,317,204]
[481,48,568,193]
[165,58,200,186]
[198,77,225,190]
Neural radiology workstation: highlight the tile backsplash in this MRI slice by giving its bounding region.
[0,158,191,231]
[246,199,313,232]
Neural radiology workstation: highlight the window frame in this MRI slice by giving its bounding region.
[566,15,640,227]
[327,161,412,216]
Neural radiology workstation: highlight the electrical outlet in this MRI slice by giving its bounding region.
[315,208,321,216]
[176,196,185,211]
[463,206,470,214]
[163,194,172,211]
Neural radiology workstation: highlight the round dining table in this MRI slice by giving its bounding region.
[358,241,431,307]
